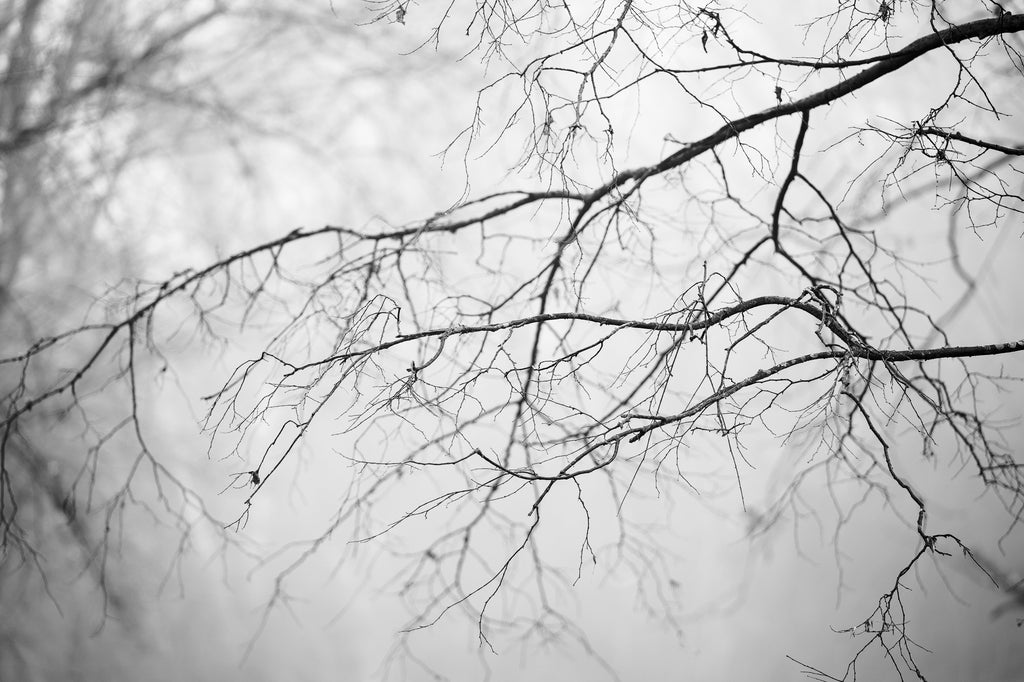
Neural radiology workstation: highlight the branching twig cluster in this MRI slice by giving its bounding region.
[4,2,1024,680]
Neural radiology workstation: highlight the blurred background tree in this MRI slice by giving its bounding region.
[0,1,459,679]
